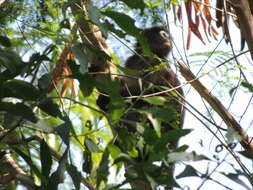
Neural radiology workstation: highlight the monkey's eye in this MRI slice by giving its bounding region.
[159,30,170,39]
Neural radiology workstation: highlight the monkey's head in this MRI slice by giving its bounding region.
[139,26,172,58]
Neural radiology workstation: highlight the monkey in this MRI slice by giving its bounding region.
[122,26,183,99]
[97,26,184,125]
[96,26,184,190]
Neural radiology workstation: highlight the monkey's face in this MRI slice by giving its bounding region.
[142,26,172,58]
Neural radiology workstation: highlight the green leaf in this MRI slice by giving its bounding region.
[241,81,253,93]
[59,19,70,29]
[221,172,251,190]
[0,63,26,84]
[143,96,167,106]
[161,129,192,142]
[0,36,12,47]
[0,102,37,123]
[40,140,52,179]
[84,42,111,61]
[107,144,122,159]
[97,150,110,186]
[115,127,136,151]
[0,49,22,73]
[55,122,71,145]
[85,137,102,153]
[141,107,177,123]
[119,0,145,13]
[71,44,89,73]
[102,11,151,55]
[104,20,126,38]
[38,98,62,118]
[145,112,161,137]
[38,73,53,91]
[13,147,42,179]
[67,164,82,190]
[82,151,92,174]
[96,78,125,118]
[87,5,108,37]
[102,11,141,37]
[48,149,68,189]
[176,165,199,178]
[2,79,40,100]
[114,153,135,164]
[77,73,96,97]
[238,150,253,160]
[167,151,209,163]
[146,173,157,190]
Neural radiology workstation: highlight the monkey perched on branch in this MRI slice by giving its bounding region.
[97,26,185,189]
[98,26,184,128]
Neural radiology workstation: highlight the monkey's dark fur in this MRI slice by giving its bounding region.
[97,26,184,125]
[122,26,183,101]
[97,26,184,189]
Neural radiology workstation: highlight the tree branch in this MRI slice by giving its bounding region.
[178,61,253,151]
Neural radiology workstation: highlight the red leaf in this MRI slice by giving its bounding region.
[177,6,182,21]
[186,27,191,50]
[48,47,73,93]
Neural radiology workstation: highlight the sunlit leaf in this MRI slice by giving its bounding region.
[143,96,167,106]
[107,144,122,159]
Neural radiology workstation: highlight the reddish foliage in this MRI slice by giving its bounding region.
[175,0,218,49]
[48,47,76,97]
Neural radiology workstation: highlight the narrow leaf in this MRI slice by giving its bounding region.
[48,149,68,189]
[55,122,71,145]
[40,140,52,178]
[13,148,42,179]
[67,164,82,190]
